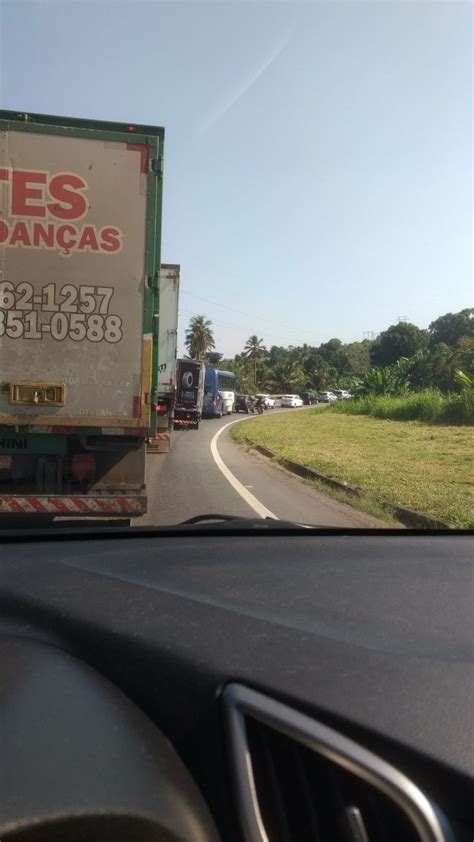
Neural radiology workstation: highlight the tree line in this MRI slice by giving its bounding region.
[184,309,473,395]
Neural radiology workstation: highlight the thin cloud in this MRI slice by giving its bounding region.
[196,23,295,136]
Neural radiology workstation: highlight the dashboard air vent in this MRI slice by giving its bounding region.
[223,684,452,842]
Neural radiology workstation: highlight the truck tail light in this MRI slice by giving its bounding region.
[71,453,95,481]
[155,402,167,414]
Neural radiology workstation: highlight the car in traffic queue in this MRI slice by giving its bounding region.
[300,391,319,405]
[318,391,338,403]
[255,393,275,409]
[233,394,254,413]
[281,394,304,408]
[333,389,352,400]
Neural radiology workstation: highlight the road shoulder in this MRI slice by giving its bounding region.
[218,422,388,527]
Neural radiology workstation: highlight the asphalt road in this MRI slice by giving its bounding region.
[136,408,385,528]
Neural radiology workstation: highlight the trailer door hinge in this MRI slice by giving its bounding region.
[147,272,160,290]
[150,156,163,177]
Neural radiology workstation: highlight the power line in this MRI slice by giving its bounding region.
[178,308,306,344]
[181,290,298,332]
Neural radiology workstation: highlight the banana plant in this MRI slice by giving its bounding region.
[454,369,474,423]
[454,369,474,389]
[359,359,411,396]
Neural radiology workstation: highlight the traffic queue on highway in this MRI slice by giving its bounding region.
[232,390,352,413]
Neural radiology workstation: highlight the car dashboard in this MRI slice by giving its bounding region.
[0,526,472,841]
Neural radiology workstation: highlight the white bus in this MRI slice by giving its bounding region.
[202,369,236,417]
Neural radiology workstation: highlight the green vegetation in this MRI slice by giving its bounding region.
[454,370,474,425]
[370,321,428,367]
[188,309,473,401]
[231,411,474,528]
[185,315,215,359]
[304,476,400,526]
[332,388,473,425]
[243,335,267,388]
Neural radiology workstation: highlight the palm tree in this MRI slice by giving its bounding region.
[269,359,303,393]
[185,315,215,360]
[243,335,267,388]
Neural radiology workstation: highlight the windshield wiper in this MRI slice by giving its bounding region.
[180,514,242,525]
[178,514,311,529]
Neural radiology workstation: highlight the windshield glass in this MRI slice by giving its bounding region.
[0,1,472,531]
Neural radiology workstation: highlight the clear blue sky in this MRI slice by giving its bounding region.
[1,0,472,357]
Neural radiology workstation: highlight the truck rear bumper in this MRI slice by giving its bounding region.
[173,411,200,430]
[146,433,171,453]
[173,420,199,430]
[0,495,146,516]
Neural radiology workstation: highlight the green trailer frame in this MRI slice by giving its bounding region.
[0,109,165,437]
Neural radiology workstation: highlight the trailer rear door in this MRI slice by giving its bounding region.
[0,120,160,429]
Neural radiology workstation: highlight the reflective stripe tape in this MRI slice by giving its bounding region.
[2,496,26,513]
[72,497,90,512]
[118,497,134,513]
[29,497,54,513]
[49,497,70,513]
[0,496,146,515]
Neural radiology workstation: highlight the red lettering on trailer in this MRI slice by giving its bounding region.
[11,170,47,217]
[100,226,122,253]
[48,173,87,220]
[0,168,123,255]
[56,224,77,253]
[77,225,99,252]
[9,221,32,247]
[32,222,55,247]
[1,169,87,220]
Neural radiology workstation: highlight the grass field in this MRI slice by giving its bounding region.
[331,389,473,425]
[231,409,474,528]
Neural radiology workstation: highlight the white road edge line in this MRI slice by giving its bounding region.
[210,418,278,520]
